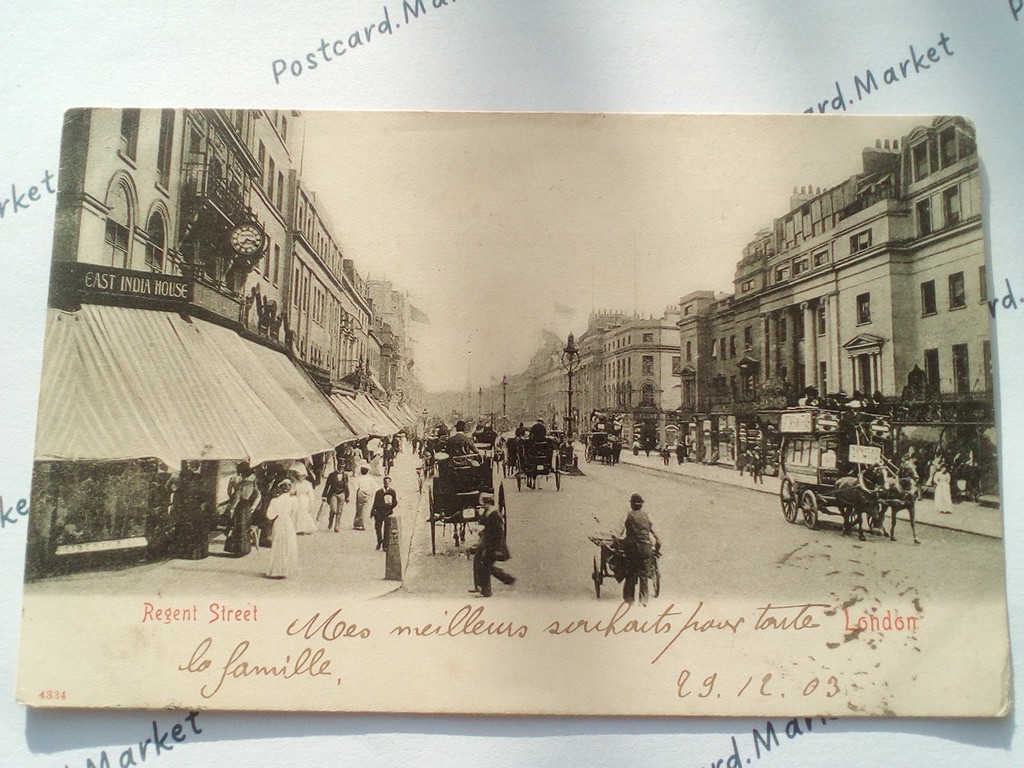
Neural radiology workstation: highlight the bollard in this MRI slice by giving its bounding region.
[384,516,402,581]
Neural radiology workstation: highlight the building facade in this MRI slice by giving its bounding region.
[678,117,993,488]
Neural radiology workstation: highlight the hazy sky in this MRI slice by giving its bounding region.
[299,112,928,392]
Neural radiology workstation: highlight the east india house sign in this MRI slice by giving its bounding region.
[50,263,192,311]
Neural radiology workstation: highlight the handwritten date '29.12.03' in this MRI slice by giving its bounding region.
[676,669,840,701]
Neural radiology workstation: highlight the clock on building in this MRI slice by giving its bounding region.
[229,222,265,256]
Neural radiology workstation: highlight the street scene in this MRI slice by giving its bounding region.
[17,110,1009,716]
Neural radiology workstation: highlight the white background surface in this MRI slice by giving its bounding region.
[1,1,1022,765]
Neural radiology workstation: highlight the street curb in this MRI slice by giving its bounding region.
[619,457,1004,541]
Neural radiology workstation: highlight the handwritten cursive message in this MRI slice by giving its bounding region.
[0,495,29,531]
[64,711,202,768]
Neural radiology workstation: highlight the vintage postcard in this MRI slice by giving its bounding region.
[16,110,1009,716]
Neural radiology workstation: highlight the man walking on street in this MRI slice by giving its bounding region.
[470,506,515,597]
[322,464,350,532]
[371,476,399,550]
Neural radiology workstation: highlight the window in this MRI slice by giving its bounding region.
[939,126,957,168]
[850,229,872,254]
[741,279,753,292]
[916,198,932,236]
[816,304,826,336]
[267,157,276,201]
[743,326,752,350]
[819,362,828,395]
[276,171,284,210]
[949,271,966,309]
[685,341,692,362]
[729,335,736,358]
[144,213,165,271]
[642,333,654,343]
[156,110,175,188]
[794,312,805,342]
[793,259,808,276]
[942,185,961,228]
[952,344,970,395]
[672,356,681,375]
[104,181,131,268]
[293,267,300,306]
[281,115,288,143]
[778,317,787,343]
[924,348,940,395]
[912,142,935,181]
[775,266,788,282]
[258,141,266,175]
[813,249,829,267]
[979,265,987,303]
[273,245,281,285]
[711,339,718,359]
[642,355,654,375]
[641,383,655,407]
[120,108,140,160]
[856,293,871,325]
[921,280,937,316]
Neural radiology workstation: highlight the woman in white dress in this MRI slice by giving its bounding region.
[290,463,319,535]
[933,461,954,514]
[265,479,298,578]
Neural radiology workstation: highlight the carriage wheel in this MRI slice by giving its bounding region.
[781,479,798,524]
[592,556,602,599]
[428,488,437,555]
[800,489,819,530]
[585,445,595,463]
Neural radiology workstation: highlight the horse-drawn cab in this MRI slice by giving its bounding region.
[584,410,623,465]
[516,437,561,491]
[779,408,896,539]
[426,449,507,555]
[549,429,575,470]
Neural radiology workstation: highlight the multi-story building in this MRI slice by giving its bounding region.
[677,117,993,489]
[29,108,413,576]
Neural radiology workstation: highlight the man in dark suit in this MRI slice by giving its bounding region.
[470,506,514,597]
[529,418,547,442]
[370,476,398,550]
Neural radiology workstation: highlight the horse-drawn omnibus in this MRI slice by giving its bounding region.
[778,407,909,540]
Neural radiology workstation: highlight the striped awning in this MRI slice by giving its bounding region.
[34,305,353,466]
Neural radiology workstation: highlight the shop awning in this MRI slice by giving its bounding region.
[201,322,356,450]
[354,393,401,435]
[328,391,374,440]
[35,306,310,466]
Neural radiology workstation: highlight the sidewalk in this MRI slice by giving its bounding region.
[26,451,425,598]
[614,448,1004,540]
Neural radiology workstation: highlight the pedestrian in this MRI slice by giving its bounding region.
[321,463,350,532]
[676,442,686,465]
[353,464,374,530]
[290,463,319,535]
[933,460,954,514]
[224,461,261,557]
[661,444,671,466]
[371,476,399,550]
[619,493,661,606]
[470,506,515,597]
[751,448,764,484]
[265,479,298,579]
[632,438,640,456]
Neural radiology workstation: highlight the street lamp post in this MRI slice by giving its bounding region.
[561,333,581,440]
[478,387,483,419]
[501,374,508,430]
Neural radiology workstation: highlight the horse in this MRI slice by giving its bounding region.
[877,462,920,544]
[831,474,879,541]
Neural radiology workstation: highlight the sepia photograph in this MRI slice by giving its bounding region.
[16,110,1009,716]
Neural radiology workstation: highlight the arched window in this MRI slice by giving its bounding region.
[104,181,132,268]
[641,383,656,407]
[145,212,166,271]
